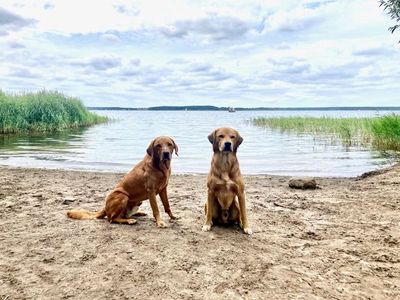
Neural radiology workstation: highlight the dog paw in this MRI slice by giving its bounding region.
[127,219,137,225]
[134,211,147,217]
[243,227,253,235]
[202,224,212,232]
[157,220,168,228]
[169,214,179,220]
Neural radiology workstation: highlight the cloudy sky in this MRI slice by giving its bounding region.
[0,0,399,107]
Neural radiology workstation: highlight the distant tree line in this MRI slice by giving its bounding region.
[87,105,400,111]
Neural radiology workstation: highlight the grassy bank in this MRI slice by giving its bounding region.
[0,90,107,134]
[252,114,400,151]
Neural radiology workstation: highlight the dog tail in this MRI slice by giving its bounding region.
[67,208,106,220]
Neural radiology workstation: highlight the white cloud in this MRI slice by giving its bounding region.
[0,7,36,35]
[7,40,25,48]
[101,33,121,43]
[70,55,122,71]
[160,15,254,41]
[266,6,326,32]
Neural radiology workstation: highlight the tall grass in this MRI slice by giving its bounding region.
[370,114,400,150]
[0,90,107,134]
[252,114,400,151]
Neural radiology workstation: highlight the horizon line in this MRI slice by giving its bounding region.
[87,105,400,111]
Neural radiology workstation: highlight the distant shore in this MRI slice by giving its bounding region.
[87,105,400,111]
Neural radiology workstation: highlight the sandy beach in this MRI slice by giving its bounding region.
[0,165,399,299]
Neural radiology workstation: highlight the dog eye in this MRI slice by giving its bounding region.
[168,143,173,147]
[156,144,161,148]
[230,136,235,139]
[218,135,224,138]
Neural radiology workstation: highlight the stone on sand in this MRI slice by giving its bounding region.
[288,177,318,189]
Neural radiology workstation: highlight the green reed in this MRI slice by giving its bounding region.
[0,90,107,134]
[369,114,400,151]
[252,114,400,151]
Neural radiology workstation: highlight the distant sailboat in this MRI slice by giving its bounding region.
[228,107,236,113]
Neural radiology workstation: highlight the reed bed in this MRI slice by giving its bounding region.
[370,114,400,151]
[252,114,400,151]
[0,90,107,134]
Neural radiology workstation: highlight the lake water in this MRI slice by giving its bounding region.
[0,110,398,177]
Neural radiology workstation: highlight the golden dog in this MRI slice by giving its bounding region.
[202,127,252,234]
[67,136,178,228]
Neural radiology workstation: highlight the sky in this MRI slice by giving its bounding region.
[0,0,399,108]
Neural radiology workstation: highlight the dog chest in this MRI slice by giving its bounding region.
[216,187,236,210]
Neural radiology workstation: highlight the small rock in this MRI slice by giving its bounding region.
[32,193,44,199]
[62,196,76,204]
[288,178,318,190]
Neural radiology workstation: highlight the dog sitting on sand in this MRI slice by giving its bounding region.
[202,127,252,234]
[67,136,178,228]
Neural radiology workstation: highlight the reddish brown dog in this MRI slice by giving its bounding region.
[67,136,178,228]
[202,127,252,234]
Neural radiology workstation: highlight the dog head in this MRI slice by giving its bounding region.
[208,127,243,153]
[146,136,178,164]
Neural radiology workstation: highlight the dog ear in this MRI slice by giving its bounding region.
[171,138,179,156]
[234,132,243,152]
[208,130,215,144]
[146,139,155,156]
[208,130,219,152]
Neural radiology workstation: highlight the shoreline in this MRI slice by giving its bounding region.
[0,161,399,179]
[1,165,399,299]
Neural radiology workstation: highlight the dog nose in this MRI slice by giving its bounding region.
[163,152,170,159]
[223,142,232,151]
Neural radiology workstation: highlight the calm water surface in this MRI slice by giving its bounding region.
[0,110,398,177]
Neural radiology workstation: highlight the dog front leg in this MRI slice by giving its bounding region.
[149,192,167,228]
[237,191,252,235]
[159,187,177,220]
[202,190,214,232]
